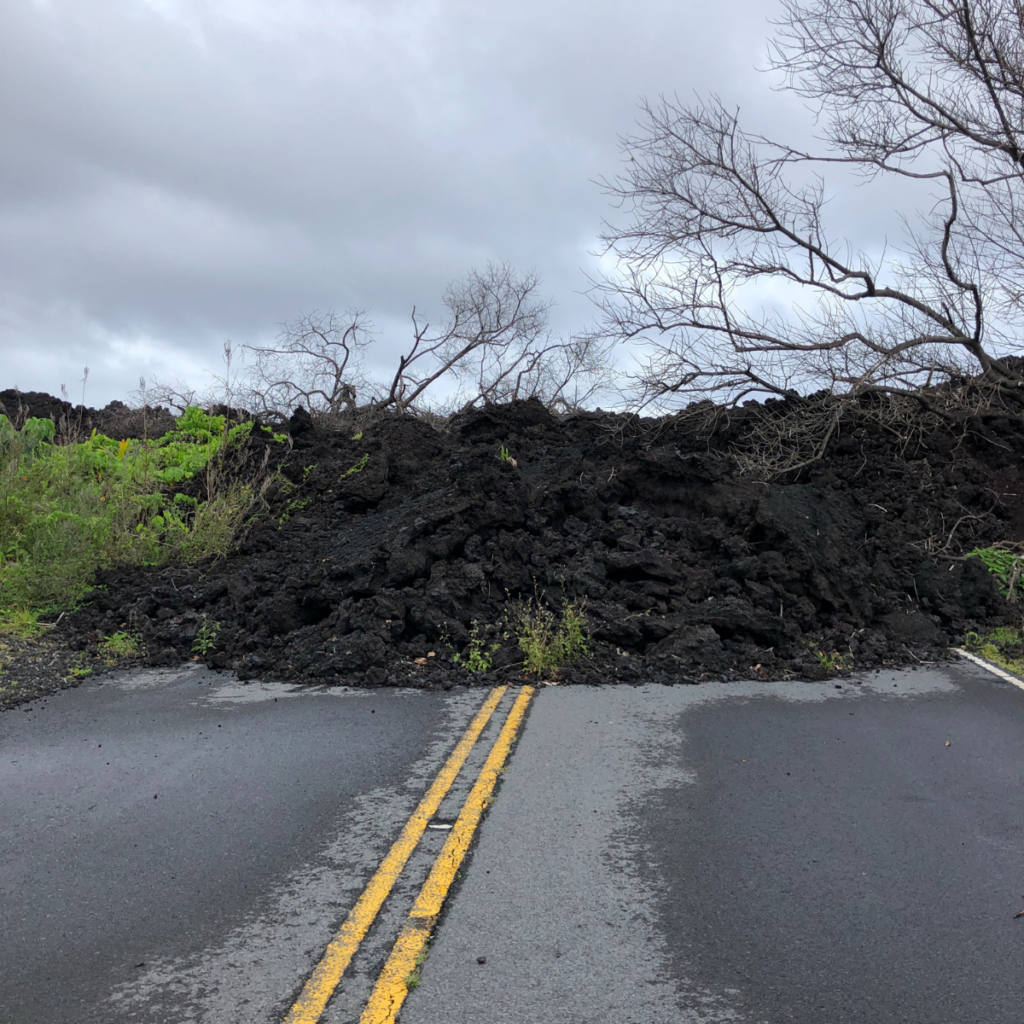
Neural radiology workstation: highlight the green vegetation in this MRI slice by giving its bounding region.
[960,544,1024,676]
[454,621,501,673]
[0,407,276,623]
[67,655,92,679]
[498,444,511,462]
[509,592,589,676]
[0,607,44,637]
[965,546,1024,599]
[191,614,220,656]
[964,625,1024,677]
[805,636,853,672]
[276,464,322,525]
[340,453,370,479]
[812,647,853,672]
[98,630,142,665]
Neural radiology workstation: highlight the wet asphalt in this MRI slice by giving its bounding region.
[0,665,475,1024]
[3,658,1024,1023]
[403,663,1024,1024]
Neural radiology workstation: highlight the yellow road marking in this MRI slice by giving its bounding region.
[360,685,536,1024]
[283,685,507,1024]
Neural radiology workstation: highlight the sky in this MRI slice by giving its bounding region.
[0,0,861,407]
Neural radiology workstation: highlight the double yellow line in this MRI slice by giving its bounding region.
[284,684,535,1024]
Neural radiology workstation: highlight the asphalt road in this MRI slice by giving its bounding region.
[4,658,1024,1023]
[0,665,484,1024]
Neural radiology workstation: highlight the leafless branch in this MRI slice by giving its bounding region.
[598,0,1024,411]
[241,310,374,416]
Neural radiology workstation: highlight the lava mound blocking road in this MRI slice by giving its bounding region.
[69,398,1024,685]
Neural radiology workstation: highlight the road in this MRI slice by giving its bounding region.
[3,658,1024,1023]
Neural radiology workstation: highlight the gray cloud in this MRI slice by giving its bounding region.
[1,0,814,404]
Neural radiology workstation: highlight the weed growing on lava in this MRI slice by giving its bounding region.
[453,620,501,673]
[509,590,589,676]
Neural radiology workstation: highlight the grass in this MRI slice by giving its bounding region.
[98,630,142,665]
[404,943,430,990]
[0,406,277,624]
[961,544,1024,675]
[0,607,44,637]
[963,624,1024,676]
[807,642,853,673]
[67,655,92,679]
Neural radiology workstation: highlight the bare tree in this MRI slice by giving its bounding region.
[439,310,614,412]
[386,262,614,412]
[241,310,373,416]
[139,344,242,420]
[146,264,610,425]
[599,0,1024,411]
[136,379,203,415]
[374,262,553,410]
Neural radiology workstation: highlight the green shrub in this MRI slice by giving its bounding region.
[509,593,589,676]
[965,545,1024,599]
[0,408,277,620]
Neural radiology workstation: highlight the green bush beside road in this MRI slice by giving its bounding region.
[0,407,270,630]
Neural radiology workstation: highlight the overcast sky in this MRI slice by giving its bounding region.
[0,0,819,406]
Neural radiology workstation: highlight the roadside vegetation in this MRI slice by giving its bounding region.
[961,545,1024,677]
[0,406,274,634]
[450,594,591,678]
[508,593,589,678]
[964,626,1024,678]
